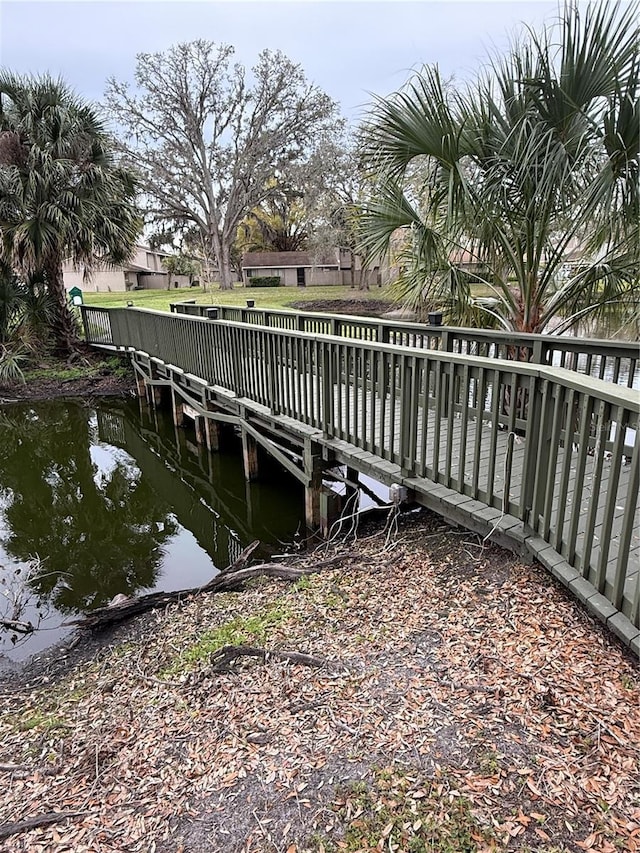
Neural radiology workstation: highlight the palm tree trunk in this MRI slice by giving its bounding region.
[46,256,79,354]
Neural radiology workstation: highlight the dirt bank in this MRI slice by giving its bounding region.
[1,509,638,853]
[0,355,136,404]
[289,299,394,317]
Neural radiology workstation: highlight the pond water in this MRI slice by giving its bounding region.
[0,399,306,663]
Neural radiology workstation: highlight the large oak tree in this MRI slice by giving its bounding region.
[105,41,340,290]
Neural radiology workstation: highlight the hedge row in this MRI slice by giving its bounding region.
[247,276,281,288]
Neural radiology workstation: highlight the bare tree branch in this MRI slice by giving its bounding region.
[105,41,340,289]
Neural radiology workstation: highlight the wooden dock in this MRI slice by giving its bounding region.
[81,304,640,650]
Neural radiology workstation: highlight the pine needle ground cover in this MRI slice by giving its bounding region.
[0,510,638,852]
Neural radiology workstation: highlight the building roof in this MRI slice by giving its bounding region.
[242,251,339,269]
[126,262,167,274]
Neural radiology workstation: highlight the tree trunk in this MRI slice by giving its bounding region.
[358,255,369,291]
[219,242,233,290]
[46,256,79,354]
[209,228,233,290]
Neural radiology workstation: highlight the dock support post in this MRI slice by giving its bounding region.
[145,365,163,408]
[342,466,360,515]
[149,384,163,408]
[241,429,259,481]
[245,480,255,526]
[171,388,184,427]
[204,407,221,452]
[304,440,323,530]
[135,374,147,399]
[194,415,206,446]
[303,440,341,535]
[319,488,342,537]
[305,469,322,532]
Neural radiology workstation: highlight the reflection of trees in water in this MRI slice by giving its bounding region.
[0,402,176,614]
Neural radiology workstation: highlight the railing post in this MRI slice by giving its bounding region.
[79,305,90,343]
[441,329,452,353]
[532,338,544,365]
[440,330,453,417]
[227,326,242,396]
[399,354,412,476]
[268,333,279,416]
[520,375,553,530]
[377,323,390,344]
[322,342,333,437]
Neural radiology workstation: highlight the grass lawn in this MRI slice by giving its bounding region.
[82,284,397,314]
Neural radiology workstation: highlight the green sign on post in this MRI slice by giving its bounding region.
[69,286,83,306]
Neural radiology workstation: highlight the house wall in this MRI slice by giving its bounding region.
[138,273,168,290]
[241,247,394,288]
[307,267,344,286]
[63,245,172,293]
[136,273,195,291]
[171,274,193,289]
[244,267,344,287]
[63,267,127,292]
[131,246,166,271]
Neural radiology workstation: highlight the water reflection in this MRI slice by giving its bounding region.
[0,399,304,661]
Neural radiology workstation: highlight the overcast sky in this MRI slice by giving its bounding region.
[1,1,565,121]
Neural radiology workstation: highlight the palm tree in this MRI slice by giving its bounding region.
[0,73,140,352]
[360,1,639,334]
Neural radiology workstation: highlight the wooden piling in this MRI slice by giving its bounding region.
[194,416,206,446]
[241,429,259,481]
[171,388,184,428]
[319,487,342,537]
[303,441,323,529]
[204,410,221,452]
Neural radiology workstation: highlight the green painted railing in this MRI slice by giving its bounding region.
[82,305,640,628]
[169,301,640,389]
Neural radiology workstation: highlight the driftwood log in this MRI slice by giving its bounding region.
[67,545,349,631]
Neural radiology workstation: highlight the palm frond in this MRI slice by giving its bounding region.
[359,0,640,333]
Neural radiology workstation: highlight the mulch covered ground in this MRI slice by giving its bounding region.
[0,510,638,853]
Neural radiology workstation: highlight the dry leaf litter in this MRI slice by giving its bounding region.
[0,509,638,853]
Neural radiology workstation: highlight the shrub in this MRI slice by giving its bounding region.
[247,276,281,288]
[0,344,28,384]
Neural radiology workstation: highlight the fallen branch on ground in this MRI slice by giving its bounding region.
[209,644,331,672]
[67,550,350,631]
[0,811,84,842]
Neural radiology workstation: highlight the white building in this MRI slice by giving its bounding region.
[63,245,193,293]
